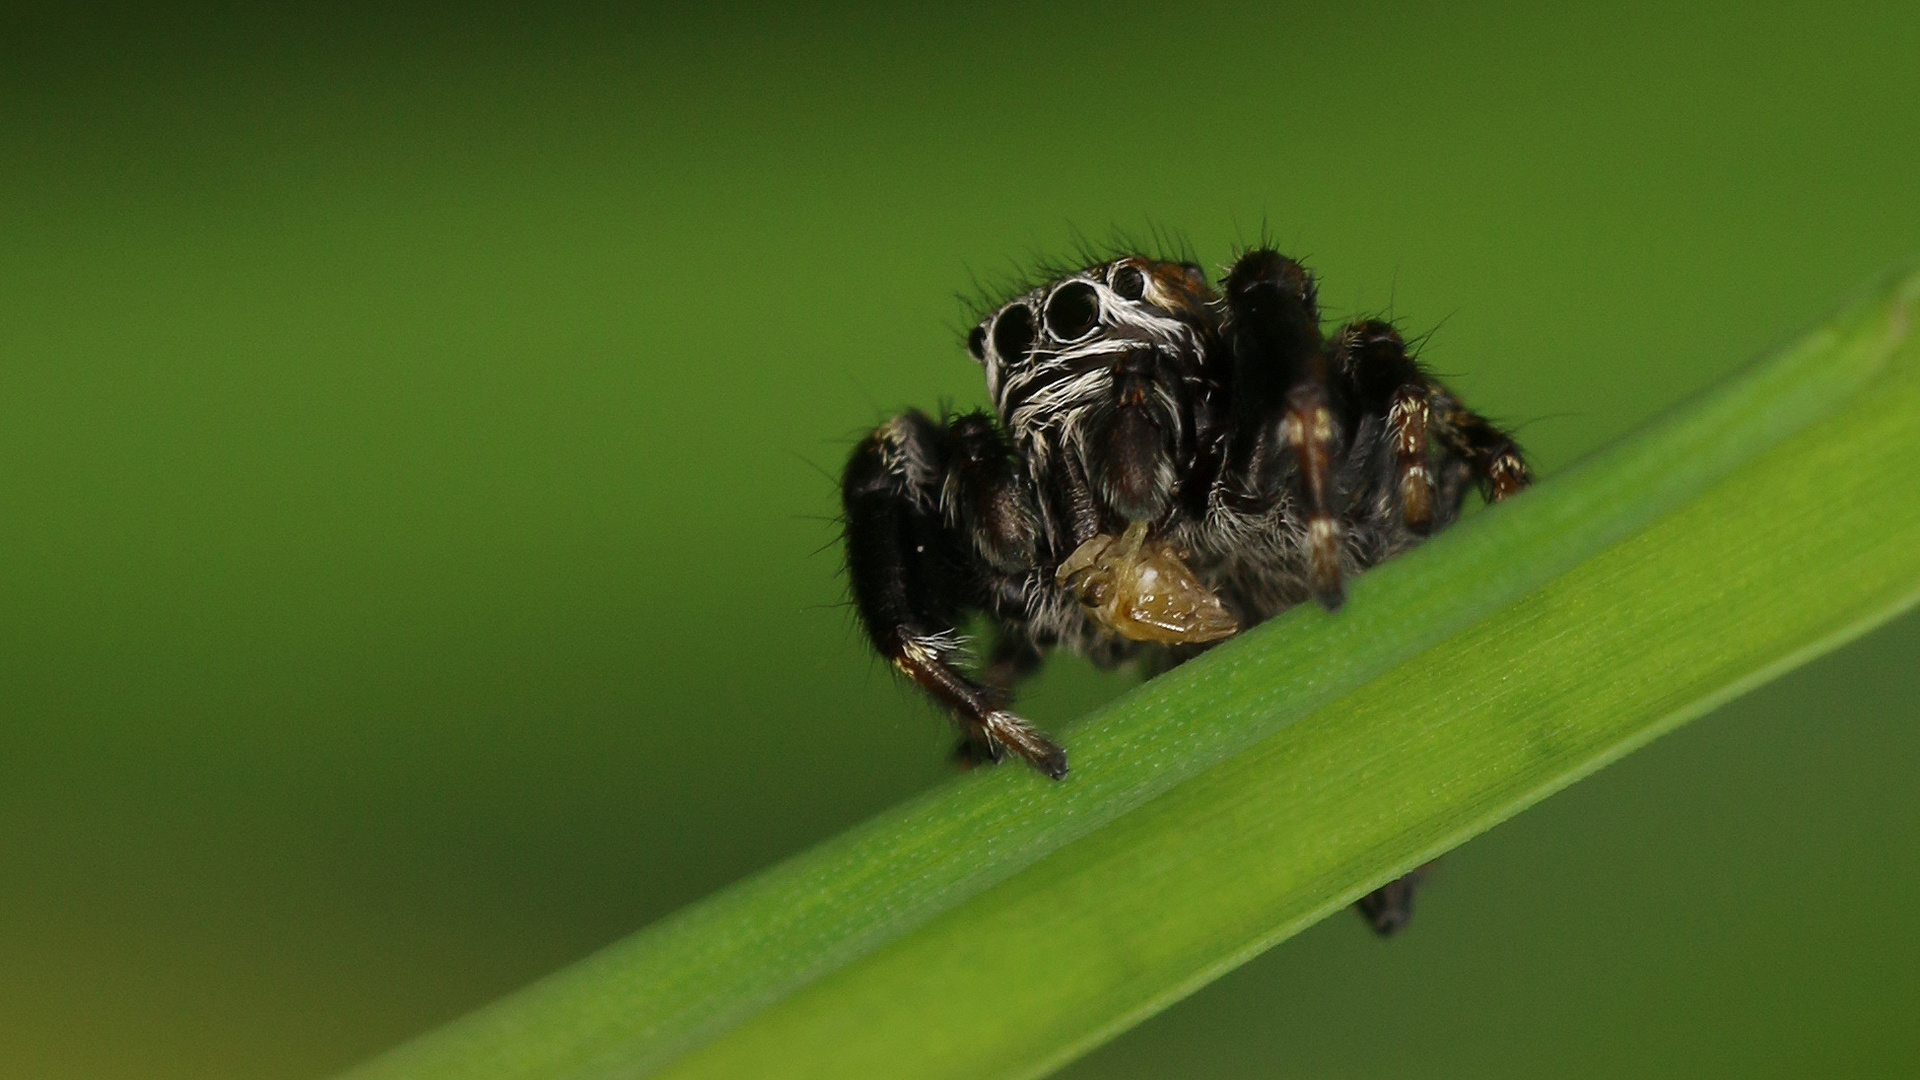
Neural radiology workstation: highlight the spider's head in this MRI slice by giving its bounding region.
[969,258,1216,523]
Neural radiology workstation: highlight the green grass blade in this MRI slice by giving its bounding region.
[340,266,1920,1080]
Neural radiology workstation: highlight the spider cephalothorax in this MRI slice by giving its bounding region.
[841,246,1528,929]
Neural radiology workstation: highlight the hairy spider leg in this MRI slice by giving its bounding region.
[1331,320,1438,535]
[1223,248,1350,609]
[842,410,1068,779]
[951,635,1049,769]
[1434,394,1531,502]
[1331,319,1534,525]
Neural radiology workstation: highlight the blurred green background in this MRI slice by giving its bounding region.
[4,3,1918,1077]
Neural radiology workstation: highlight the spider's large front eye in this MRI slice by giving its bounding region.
[967,324,988,362]
[991,304,1036,363]
[1045,281,1100,341]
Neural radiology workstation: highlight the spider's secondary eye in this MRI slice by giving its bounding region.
[1045,281,1100,340]
[1110,265,1146,301]
[991,304,1036,363]
[967,324,988,361]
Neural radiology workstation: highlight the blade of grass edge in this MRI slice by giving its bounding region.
[339,265,1919,1080]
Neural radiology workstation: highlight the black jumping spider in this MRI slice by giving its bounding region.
[842,247,1528,932]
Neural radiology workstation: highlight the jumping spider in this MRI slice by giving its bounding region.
[842,247,1528,933]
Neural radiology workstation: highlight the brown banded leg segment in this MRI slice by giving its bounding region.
[1283,381,1346,608]
[1436,398,1531,502]
[1329,320,1444,538]
[1483,443,1530,501]
[954,635,1047,770]
[1387,385,1435,534]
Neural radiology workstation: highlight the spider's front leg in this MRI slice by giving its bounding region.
[1222,247,1351,608]
[842,410,1067,779]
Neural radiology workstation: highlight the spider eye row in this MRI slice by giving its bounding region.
[972,262,1159,365]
